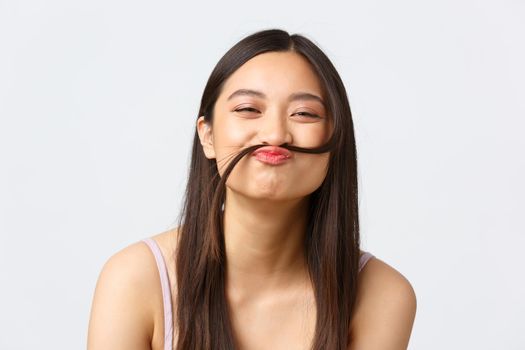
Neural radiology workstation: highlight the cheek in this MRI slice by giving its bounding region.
[291,124,331,148]
[212,122,256,174]
[294,153,330,187]
[214,121,248,145]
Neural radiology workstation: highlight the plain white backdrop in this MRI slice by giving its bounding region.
[1,0,524,348]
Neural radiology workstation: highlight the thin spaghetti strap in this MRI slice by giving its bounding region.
[142,238,174,350]
[359,251,375,273]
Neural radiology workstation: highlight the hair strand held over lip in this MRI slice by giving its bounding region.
[174,28,360,349]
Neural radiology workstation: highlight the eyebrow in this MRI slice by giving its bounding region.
[227,89,326,108]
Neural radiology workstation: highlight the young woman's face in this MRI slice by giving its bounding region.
[197,51,333,201]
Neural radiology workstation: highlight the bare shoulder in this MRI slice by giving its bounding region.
[349,257,417,350]
[87,237,165,349]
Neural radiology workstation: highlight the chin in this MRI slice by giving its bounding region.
[228,184,314,203]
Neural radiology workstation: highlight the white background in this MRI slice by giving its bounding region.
[1,0,524,348]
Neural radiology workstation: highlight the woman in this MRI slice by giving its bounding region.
[88,29,417,350]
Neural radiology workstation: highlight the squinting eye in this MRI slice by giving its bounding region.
[234,107,260,113]
[294,111,322,119]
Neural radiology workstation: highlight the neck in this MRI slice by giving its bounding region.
[223,187,310,302]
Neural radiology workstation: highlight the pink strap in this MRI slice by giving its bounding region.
[359,251,374,273]
[143,238,173,350]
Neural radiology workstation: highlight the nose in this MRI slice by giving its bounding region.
[257,109,293,146]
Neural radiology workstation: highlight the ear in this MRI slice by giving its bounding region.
[197,116,216,159]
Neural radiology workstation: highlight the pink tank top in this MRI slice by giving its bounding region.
[142,237,374,350]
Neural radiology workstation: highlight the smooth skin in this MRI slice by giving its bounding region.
[88,52,417,349]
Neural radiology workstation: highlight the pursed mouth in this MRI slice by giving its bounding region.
[252,150,291,165]
[251,145,292,158]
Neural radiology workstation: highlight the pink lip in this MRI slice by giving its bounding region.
[252,146,292,165]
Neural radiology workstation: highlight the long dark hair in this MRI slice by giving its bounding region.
[175,28,360,349]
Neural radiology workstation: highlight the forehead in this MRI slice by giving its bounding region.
[219,51,325,102]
